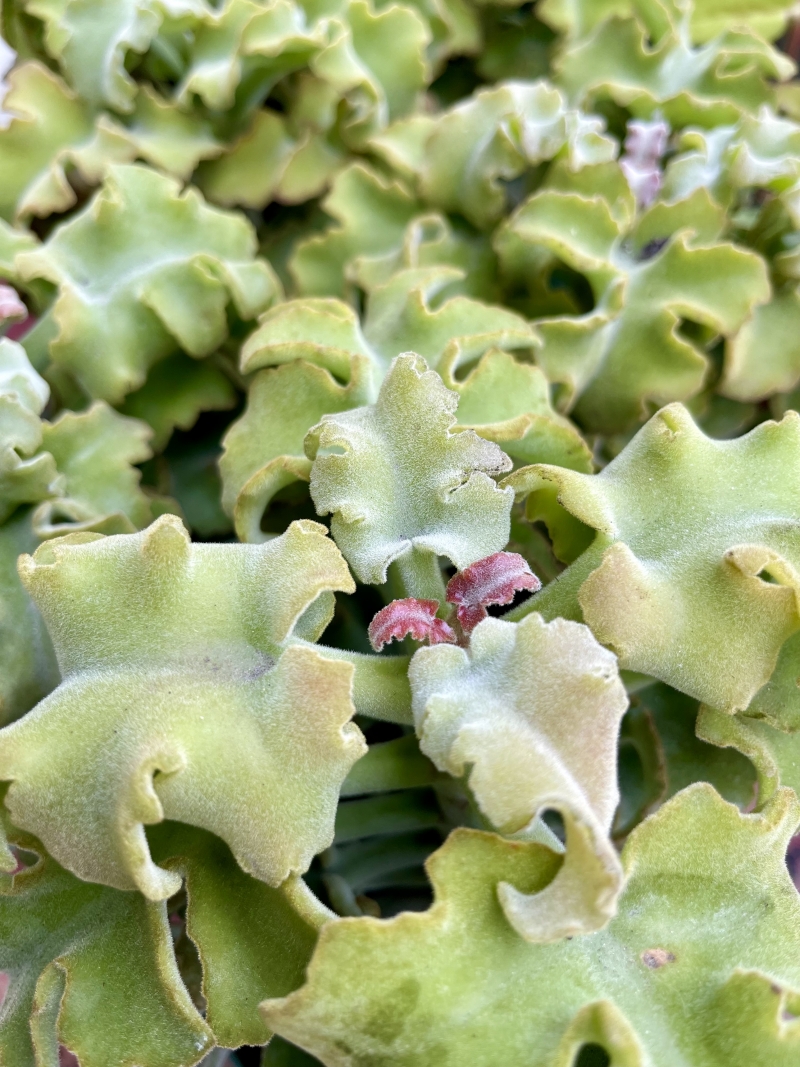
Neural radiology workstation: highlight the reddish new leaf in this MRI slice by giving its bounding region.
[0,285,25,323]
[446,552,541,633]
[368,599,457,651]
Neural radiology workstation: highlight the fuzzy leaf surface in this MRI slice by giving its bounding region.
[0,62,130,223]
[265,785,800,1067]
[306,353,513,585]
[27,0,208,111]
[0,515,365,898]
[0,510,59,727]
[555,6,793,127]
[494,185,768,432]
[15,163,279,403]
[220,359,370,543]
[418,79,616,228]
[410,612,627,940]
[149,822,328,1050]
[33,401,155,538]
[0,339,59,525]
[507,404,800,712]
[0,816,213,1067]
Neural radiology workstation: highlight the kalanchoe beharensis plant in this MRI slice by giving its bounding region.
[6,0,800,1064]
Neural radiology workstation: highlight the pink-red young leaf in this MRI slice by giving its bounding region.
[368,599,456,651]
[0,284,25,322]
[446,551,541,633]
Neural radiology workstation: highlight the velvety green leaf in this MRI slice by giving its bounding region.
[307,0,430,147]
[634,682,755,809]
[494,185,768,432]
[150,822,329,1050]
[410,611,628,940]
[451,347,593,471]
[346,210,499,303]
[360,266,534,381]
[0,338,60,525]
[721,288,800,402]
[401,0,479,69]
[697,707,800,810]
[241,266,533,383]
[663,106,800,227]
[32,401,155,538]
[264,785,800,1066]
[0,816,213,1067]
[27,0,208,112]
[306,353,513,587]
[0,62,131,223]
[15,163,280,403]
[240,296,374,382]
[0,515,365,897]
[174,0,322,112]
[540,0,794,43]
[290,163,421,298]
[0,336,48,421]
[0,221,39,287]
[0,509,59,727]
[554,6,794,127]
[118,85,224,180]
[178,0,429,148]
[418,79,616,228]
[220,359,371,543]
[120,351,238,452]
[507,403,800,713]
[226,273,534,539]
[197,107,342,210]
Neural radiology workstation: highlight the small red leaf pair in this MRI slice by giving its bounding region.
[446,551,540,633]
[368,598,457,651]
[368,552,540,650]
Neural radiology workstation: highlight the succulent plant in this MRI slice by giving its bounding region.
[2,0,800,1064]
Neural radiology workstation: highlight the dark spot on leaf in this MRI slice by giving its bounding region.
[574,1044,611,1067]
[638,238,669,261]
[641,947,675,968]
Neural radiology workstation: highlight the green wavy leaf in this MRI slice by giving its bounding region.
[120,351,237,452]
[26,0,208,112]
[0,515,365,897]
[0,814,213,1067]
[306,353,513,588]
[554,3,794,126]
[149,821,329,1050]
[507,403,800,712]
[494,182,768,432]
[290,163,421,298]
[418,79,616,228]
[410,611,628,940]
[0,509,59,727]
[0,338,59,525]
[15,163,280,403]
[264,785,800,1066]
[0,62,130,224]
[32,401,156,538]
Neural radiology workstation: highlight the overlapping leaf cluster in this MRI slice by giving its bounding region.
[3,0,800,1063]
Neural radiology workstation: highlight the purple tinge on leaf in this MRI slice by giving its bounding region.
[368,598,457,651]
[0,283,26,323]
[446,551,541,633]
[621,117,670,209]
[620,159,662,209]
[624,119,669,163]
